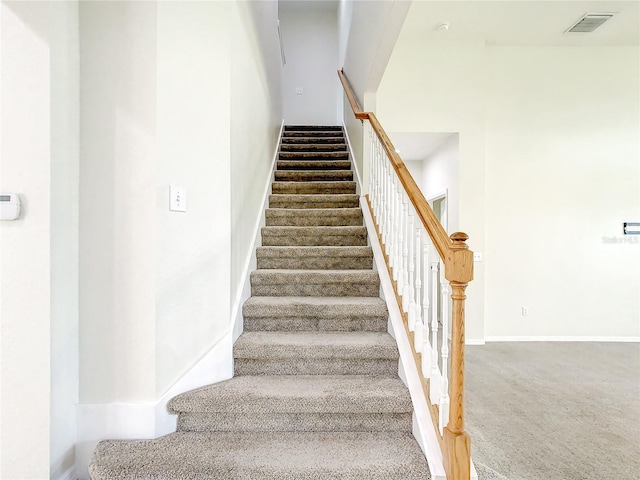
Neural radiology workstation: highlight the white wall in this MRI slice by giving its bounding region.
[230,0,282,316]
[378,34,640,339]
[484,46,640,338]
[155,0,232,397]
[1,2,80,478]
[279,7,338,125]
[79,1,157,403]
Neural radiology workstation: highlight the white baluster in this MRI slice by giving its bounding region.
[413,226,422,352]
[369,127,376,217]
[368,125,374,198]
[392,180,401,282]
[422,242,431,371]
[429,259,440,405]
[407,210,415,331]
[383,159,391,251]
[373,137,381,220]
[439,278,451,435]
[375,137,383,223]
[398,194,407,299]
[401,196,410,312]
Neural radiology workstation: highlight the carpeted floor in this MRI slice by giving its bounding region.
[466,342,640,480]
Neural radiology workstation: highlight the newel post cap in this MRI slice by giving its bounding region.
[445,232,474,283]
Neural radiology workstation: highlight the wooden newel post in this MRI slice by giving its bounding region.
[444,232,473,479]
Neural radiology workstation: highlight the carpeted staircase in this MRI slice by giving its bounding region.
[89,126,431,479]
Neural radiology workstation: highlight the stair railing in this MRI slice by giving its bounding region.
[338,69,473,480]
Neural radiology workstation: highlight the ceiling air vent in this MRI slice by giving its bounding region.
[567,13,614,33]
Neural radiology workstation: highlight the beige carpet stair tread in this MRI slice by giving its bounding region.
[243,295,387,314]
[265,208,362,227]
[256,246,372,270]
[250,269,380,297]
[256,246,372,258]
[261,225,367,246]
[242,296,388,332]
[168,375,411,414]
[234,331,398,359]
[268,193,359,208]
[90,431,430,480]
[271,180,356,194]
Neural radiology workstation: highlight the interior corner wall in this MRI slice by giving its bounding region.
[341,0,410,102]
[420,135,460,234]
[79,1,157,403]
[155,0,232,398]
[230,0,282,310]
[49,2,80,477]
[279,8,338,125]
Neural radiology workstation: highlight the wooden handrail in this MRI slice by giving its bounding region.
[338,69,469,272]
[339,68,473,480]
[337,68,369,120]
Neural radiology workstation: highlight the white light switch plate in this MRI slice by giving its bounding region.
[170,186,187,212]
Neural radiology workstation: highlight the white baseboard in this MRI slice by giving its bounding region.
[75,333,233,480]
[484,336,640,343]
[466,339,486,345]
[55,466,77,480]
[361,197,447,480]
[341,120,363,195]
[231,120,285,342]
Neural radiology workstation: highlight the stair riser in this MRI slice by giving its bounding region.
[277,161,351,170]
[234,358,398,376]
[261,237,367,246]
[251,282,379,297]
[274,171,353,182]
[272,182,356,194]
[261,230,367,247]
[281,144,347,152]
[284,126,343,131]
[176,412,411,433]
[283,131,345,137]
[281,137,345,144]
[271,186,357,195]
[243,317,388,332]
[280,152,349,160]
[269,195,359,209]
[257,256,372,270]
[265,210,362,227]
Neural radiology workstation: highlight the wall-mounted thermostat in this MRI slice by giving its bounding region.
[0,193,21,220]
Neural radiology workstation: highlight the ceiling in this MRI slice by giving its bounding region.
[399,1,640,46]
[388,132,456,162]
[279,0,339,15]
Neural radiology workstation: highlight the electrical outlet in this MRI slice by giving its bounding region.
[521,306,529,316]
[296,87,303,95]
[473,252,483,262]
